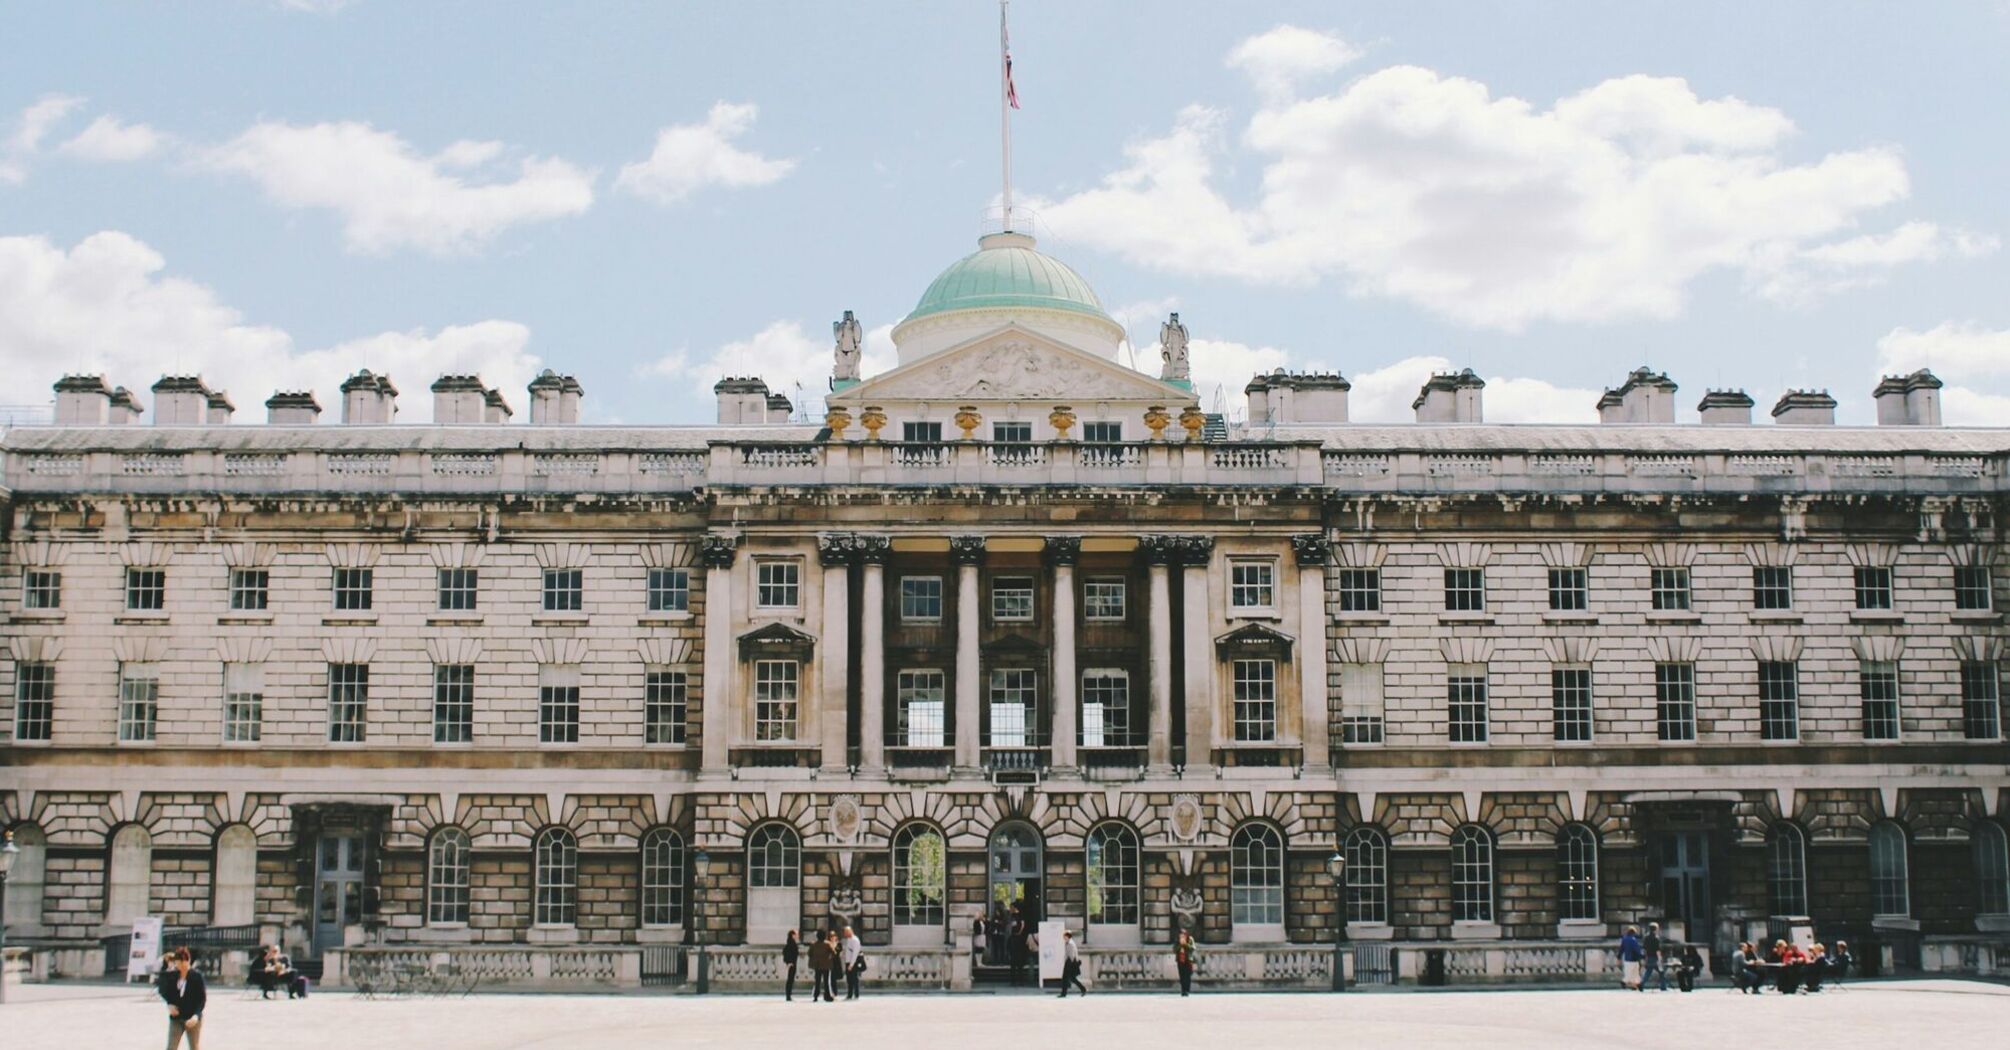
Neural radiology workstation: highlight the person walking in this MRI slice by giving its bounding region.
[1642,922,1668,992]
[782,930,800,1002]
[1618,926,1644,990]
[157,946,207,1049]
[1057,929,1088,998]
[1173,928,1199,997]
[808,928,836,1003]
[841,925,864,1000]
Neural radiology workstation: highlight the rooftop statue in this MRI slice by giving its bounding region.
[833,309,863,383]
[1160,312,1190,383]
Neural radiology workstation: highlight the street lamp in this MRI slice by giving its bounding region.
[691,848,712,995]
[1,830,19,1005]
[1325,849,1348,992]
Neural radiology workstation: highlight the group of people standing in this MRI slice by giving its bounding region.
[1617,922,1703,992]
[782,927,864,1002]
[972,905,1037,984]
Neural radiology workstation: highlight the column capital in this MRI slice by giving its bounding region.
[817,532,858,567]
[1175,535,1215,566]
[1139,535,1179,566]
[1292,533,1331,567]
[855,533,893,565]
[699,533,739,569]
[949,535,987,565]
[1043,535,1082,566]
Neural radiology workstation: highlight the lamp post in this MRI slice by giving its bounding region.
[1,830,19,1005]
[692,848,712,995]
[1326,849,1348,992]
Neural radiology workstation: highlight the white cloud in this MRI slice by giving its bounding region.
[1751,222,1999,304]
[1938,386,2010,427]
[1036,53,1944,330]
[1226,26,1361,100]
[0,230,541,422]
[57,115,165,162]
[615,102,797,207]
[203,121,595,255]
[1,94,85,184]
[1875,321,2010,382]
[644,319,894,418]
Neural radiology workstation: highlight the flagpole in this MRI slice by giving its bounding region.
[1000,0,1013,232]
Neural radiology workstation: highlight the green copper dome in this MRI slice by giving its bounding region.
[906,232,1111,323]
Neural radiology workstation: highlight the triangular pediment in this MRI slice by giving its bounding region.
[738,621,817,660]
[1214,622,1294,661]
[832,325,1190,405]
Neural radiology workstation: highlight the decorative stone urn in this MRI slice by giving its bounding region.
[1049,405,1077,440]
[1143,404,1171,440]
[825,407,853,439]
[1178,405,1207,441]
[954,404,982,440]
[860,406,888,442]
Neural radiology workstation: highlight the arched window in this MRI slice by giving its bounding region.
[212,825,258,926]
[1869,821,1910,918]
[106,824,152,927]
[534,828,577,926]
[891,824,947,927]
[1767,824,1809,916]
[1086,823,1141,929]
[640,828,685,927]
[1450,825,1495,923]
[1230,823,1285,937]
[1975,821,2010,916]
[427,828,471,925]
[1557,824,1599,922]
[747,824,801,889]
[4,825,47,934]
[746,824,802,945]
[1342,826,1388,925]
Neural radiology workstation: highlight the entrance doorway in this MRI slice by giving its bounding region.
[985,823,1043,966]
[1659,831,1711,944]
[313,834,365,957]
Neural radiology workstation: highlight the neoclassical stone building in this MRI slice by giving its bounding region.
[3,230,2007,985]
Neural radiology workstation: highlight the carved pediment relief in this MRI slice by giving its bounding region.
[737,621,816,661]
[1215,622,1294,661]
[838,331,1186,404]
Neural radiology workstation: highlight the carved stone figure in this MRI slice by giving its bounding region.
[1169,793,1204,843]
[829,884,864,924]
[1170,884,1204,929]
[827,794,863,844]
[1160,312,1190,383]
[833,310,863,383]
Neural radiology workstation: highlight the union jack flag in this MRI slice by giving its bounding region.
[1004,22,1020,108]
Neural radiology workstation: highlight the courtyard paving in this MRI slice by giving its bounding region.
[4,979,2004,1049]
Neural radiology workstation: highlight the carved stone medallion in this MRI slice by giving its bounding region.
[1168,793,1204,843]
[827,794,863,845]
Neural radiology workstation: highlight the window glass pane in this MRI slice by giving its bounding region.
[222,663,264,743]
[747,825,801,889]
[1767,825,1808,916]
[1083,579,1126,620]
[645,670,688,744]
[1338,663,1385,745]
[647,568,690,612]
[542,568,583,612]
[539,666,581,743]
[1086,824,1140,926]
[14,662,55,742]
[1976,822,2010,916]
[1343,826,1388,924]
[534,829,577,926]
[118,665,158,742]
[1230,825,1284,927]
[1547,568,1588,611]
[1448,672,1488,743]
[991,577,1034,622]
[1955,566,1993,610]
[988,669,1036,746]
[1650,567,1691,611]
[1558,825,1599,922]
[1552,667,1593,742]
[433,664,474,744]
[1444,568,1486,612]
[1451,826,1494,922]
[428,828,471,925]
[1869,822,1909,917]
[126,568,165,611]
[1337,569,1381,613]
[757,561,800,608]
[896,670,946,746]
[641,828,685,926]
[1655,663,1696,742]
[1759,661,1799,740]
[332,567,373,611]
[1230,561,1275,609]
[328,663,369,742]
[437,568,479,611]
[1753,566,1794,610]
[755,661,799,741]
[1232,659,1276,742]
[1860,661,1900,740]
[229,568,269,611]
[22,569,61,609]
[900,576,943,622]
[1962,662,2003,740]
[1854,566,1893,610]
[1081,671,1131,747]
[892,826,947,926]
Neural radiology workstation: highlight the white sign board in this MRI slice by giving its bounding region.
[127,916,163,981]
[1037,920,1066,982]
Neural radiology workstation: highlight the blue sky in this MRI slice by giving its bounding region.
[3,1,2008,426]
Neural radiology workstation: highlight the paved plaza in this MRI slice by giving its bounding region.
[5,980,2005,1050]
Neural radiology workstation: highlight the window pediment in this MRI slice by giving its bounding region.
[1215,622,1293,661]
[737,621,816,661]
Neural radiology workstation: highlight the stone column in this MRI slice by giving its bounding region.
[699,534,739,773]
[951,535,985,771]
[1046,536,1081,769]
[1142,535,1177,769]
[1179,536,1217,770]
[1293,534,1332,770]
[817,534,855,772]
[856,534,891,771]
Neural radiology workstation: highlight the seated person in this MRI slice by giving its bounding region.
[1733,942,1765,994]
[252,946,282,998]
[257,945,310,999]
[1828,941,1854,981]
[1676,944,1703,992]
[1803,944,1827,992]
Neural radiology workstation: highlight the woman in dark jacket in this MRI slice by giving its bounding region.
[807,929,836,1002]
[783,930,801,1001]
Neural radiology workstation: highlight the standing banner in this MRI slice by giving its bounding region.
[127,916,163,981]
[1037,920,1066,983]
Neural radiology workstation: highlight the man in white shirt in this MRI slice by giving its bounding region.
[841,926,864,1000]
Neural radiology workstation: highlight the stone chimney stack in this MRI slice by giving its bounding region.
[1413,368,1485,423]
[265,391,322,424]
[527,370,583,424]
[1771,389,1837,425]
[765,392,794,423]
[150,375,212,425]
[1247,370,1351,425]
[484,387,513,424]
[1875,369,1942,426]
[108,386,143,424]
[205,390,235,424]
[54,375,112,425]
[1597,367,1678,423]
[430,374,488,424]
[1697,390,1754,426]
[713,377,771,424]
[340,369,398,424]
